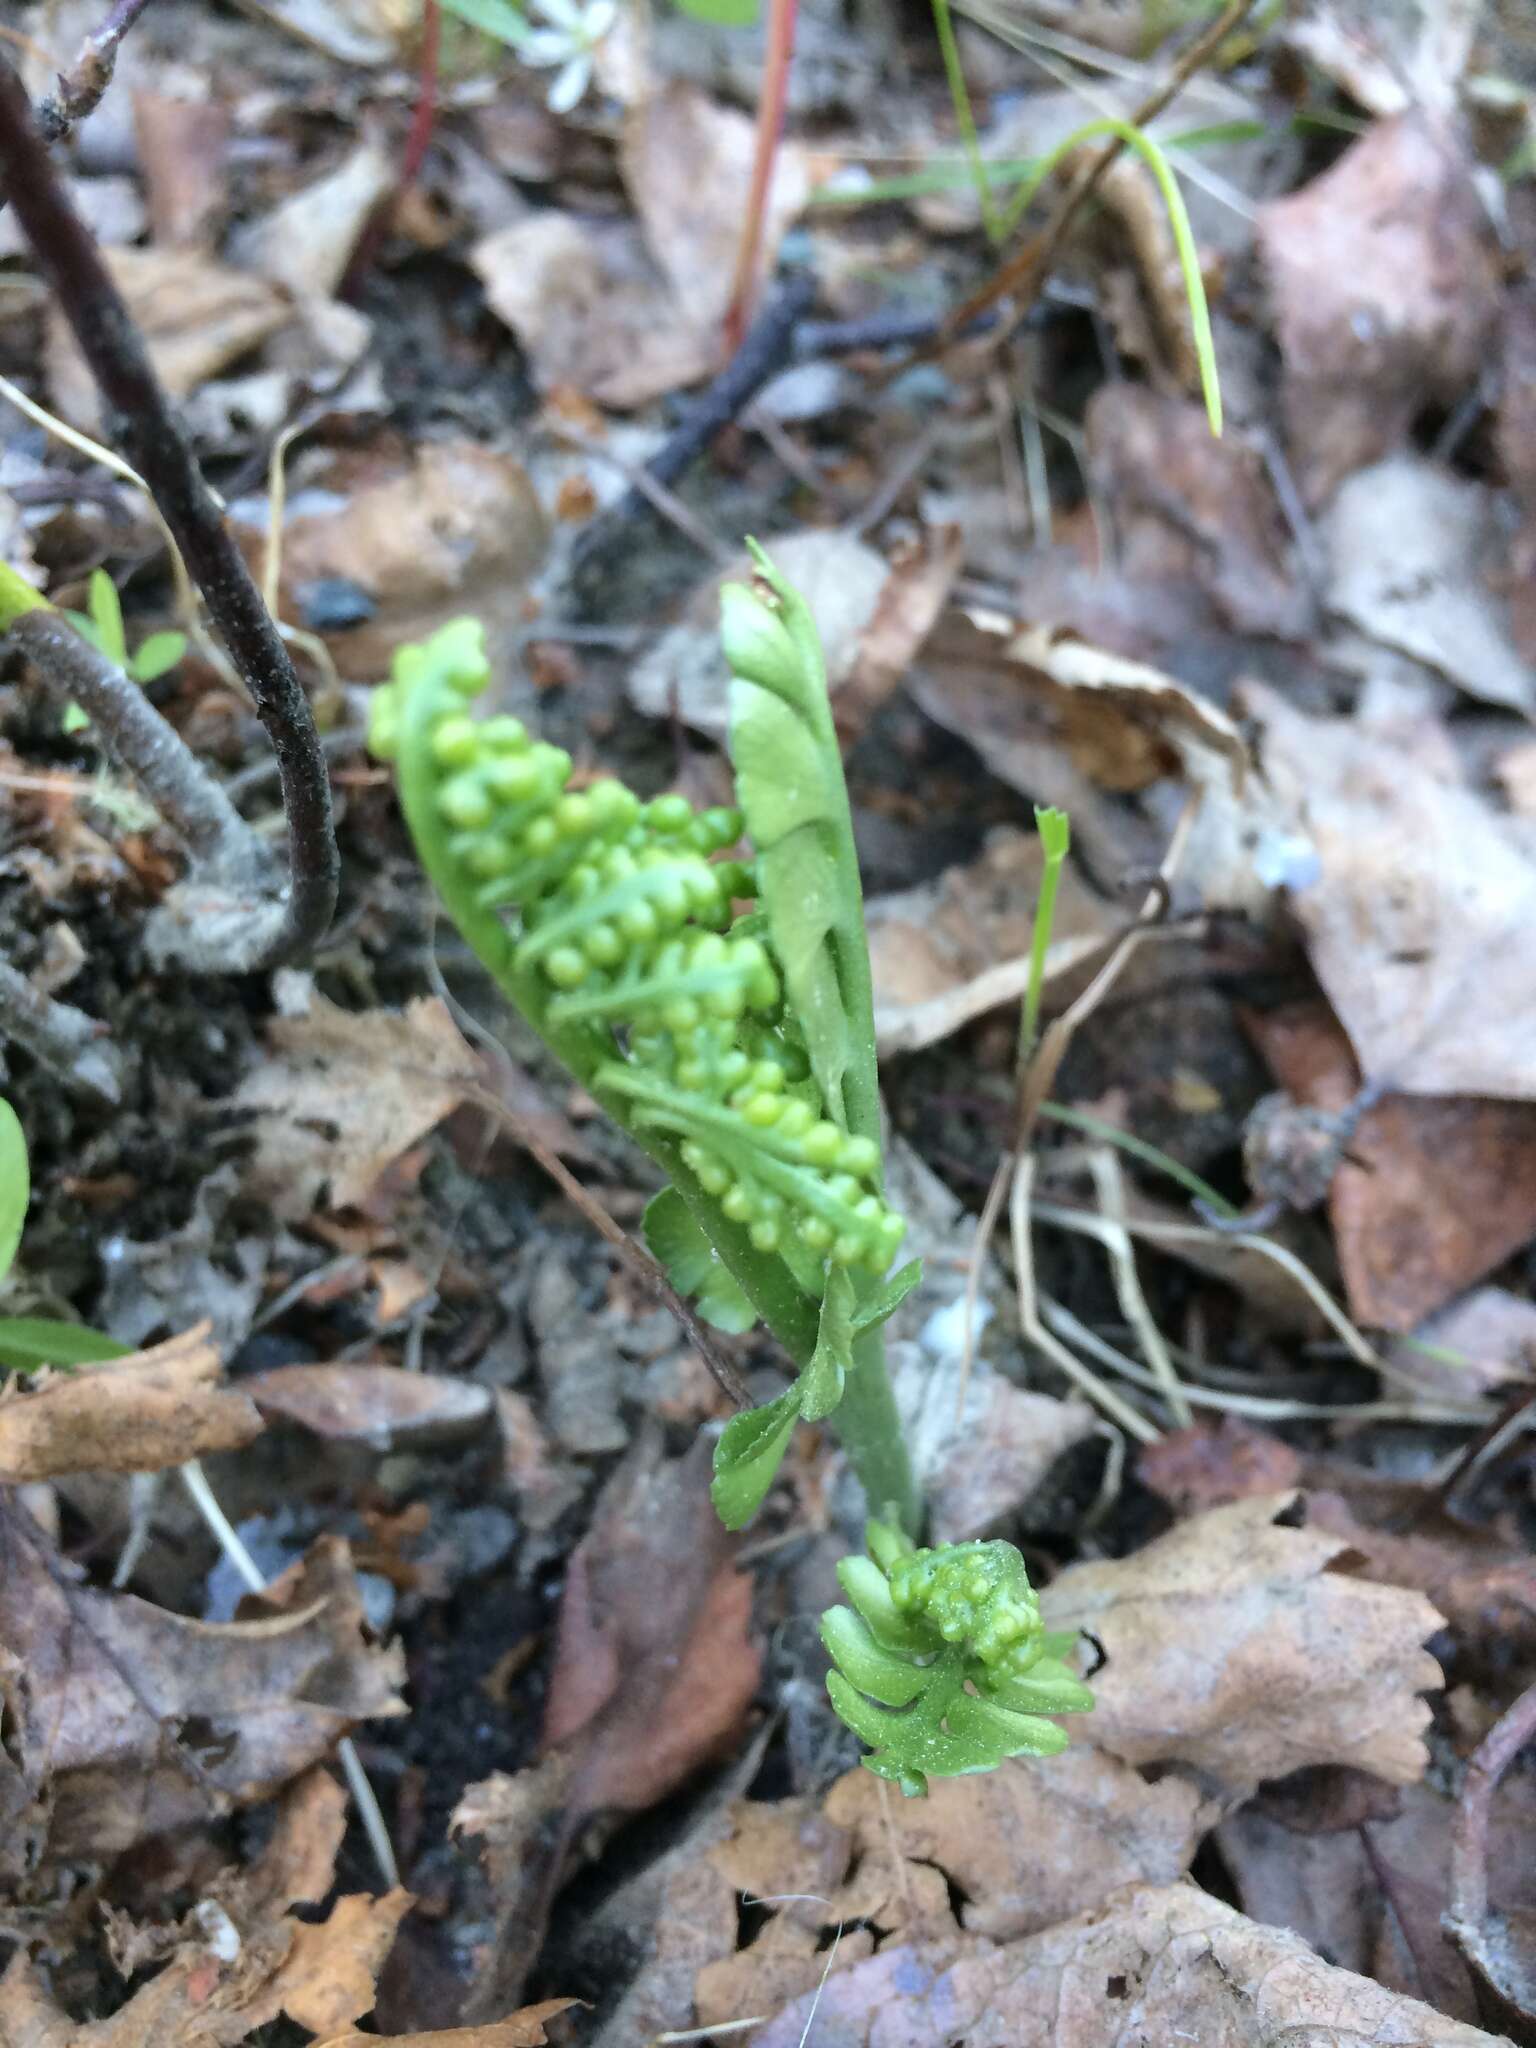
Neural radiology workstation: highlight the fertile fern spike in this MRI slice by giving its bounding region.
[367,614,907,1335]
[823,1520,1094,1796]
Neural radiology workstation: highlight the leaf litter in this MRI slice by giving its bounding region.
[7,0,1536,2042]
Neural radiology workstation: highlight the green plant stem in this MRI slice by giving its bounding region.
[929,0,1002,243]
[993,115,1220,433]
[839,1325,920,1531]
[1021,805,1068,1065]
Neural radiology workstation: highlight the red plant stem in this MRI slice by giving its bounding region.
[0,55,338,966]
[722,0,797,356]
[340,0,440,302]
[402,0,441,189]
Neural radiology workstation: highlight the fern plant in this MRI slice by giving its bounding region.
[369,544,1091,1791]
[823,1520,1094,1795]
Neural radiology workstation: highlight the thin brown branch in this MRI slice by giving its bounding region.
[0,56,338,967]
[37,0,156,141]
[932,0,1260,358]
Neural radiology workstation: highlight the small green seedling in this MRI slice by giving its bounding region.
[369,545,1092,1789]
[0,1098,127,1371]
[62,568,186,732]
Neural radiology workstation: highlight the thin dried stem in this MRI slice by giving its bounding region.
[5,610,290,972]
[0,58,338,965]
[0,956,122,1100]
[37,0,156,140]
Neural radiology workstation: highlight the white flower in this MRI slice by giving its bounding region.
[518,0,617,112]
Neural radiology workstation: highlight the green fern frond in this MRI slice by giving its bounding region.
[822,1519,1094,1795]
[367,604,914,1530]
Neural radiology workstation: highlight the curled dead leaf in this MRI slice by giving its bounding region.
[0,1511,404,1863]
[1042,1491,1444,1801]
[0,1324,262,1480]
[244,1362,492,1451]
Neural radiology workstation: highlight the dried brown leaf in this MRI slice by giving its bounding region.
[1042,1492,1444,1800]
[691,1749,1210,2032]
[1249,688,1536,1102]
[0,1325,262,1480]
[913,606,1278,914]
[245,1362,491,1450]
[1325,456,1535,714]
[274,1890,414,2035]
[1257,113,1502,504]
[237,996,479,1220]
[325,2008,579,2048]
[1246,998,1536,1331]
[0,1511,404,1862]
[1085,383,1313,639]
[540,1440,761,1814]
[235,136,393,300]
[749,1881,1503,2047]
[131,91,231,247]
[1138,1416,1304,1517]
[48,248,290,431]
[621,84,810,334]
[834,525,964,748]
[263,442,547,677]
[471,214,714,411]
[0,1769,413,2047]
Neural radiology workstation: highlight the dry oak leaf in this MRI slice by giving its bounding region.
[236,995,479,1220]
[0,1324,262,1480]
[275,1889,414,2036]
[0,1509,405,1863]
[749,1880,1504,2048]
[695,1750,1210,2031]
[1042,1492,1443,1801]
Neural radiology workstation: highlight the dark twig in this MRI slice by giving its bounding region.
[568,272,815,589]
[931,0,1260,360]
[36,0,156,141]
[0,57,338,966]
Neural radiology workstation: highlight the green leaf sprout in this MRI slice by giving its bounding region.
[823,1520,1095,1795]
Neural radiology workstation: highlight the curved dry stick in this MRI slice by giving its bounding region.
[0,56,338,966]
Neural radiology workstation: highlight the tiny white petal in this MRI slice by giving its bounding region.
[545,51,591,110]
[520,28,575,63]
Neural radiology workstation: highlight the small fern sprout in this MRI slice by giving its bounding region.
[822,1520,1094,1796]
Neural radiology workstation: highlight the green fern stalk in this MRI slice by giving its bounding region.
[369,549,1092,1791]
